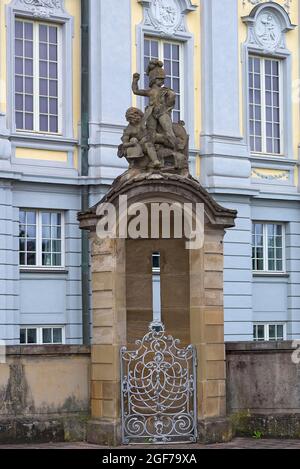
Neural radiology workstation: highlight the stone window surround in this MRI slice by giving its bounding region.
[6,0,74,142]
[136,0,197,150]
[242,2,296,163]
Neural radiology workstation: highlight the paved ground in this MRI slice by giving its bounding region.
[0,438,300,449]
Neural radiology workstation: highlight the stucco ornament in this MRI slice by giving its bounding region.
[150,0,180,33]
[18,0,64,17]
[254,11,281,50]
[243,1,292,14]
[243,2,295,53]
[142,0,181,34]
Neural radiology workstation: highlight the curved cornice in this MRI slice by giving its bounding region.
[78,171,237,230]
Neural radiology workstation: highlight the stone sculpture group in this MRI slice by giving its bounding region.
[118,59,189,176]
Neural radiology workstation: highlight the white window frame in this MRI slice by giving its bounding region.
[249,55,284,156]
[253,323,286,342]
[20,325,65,345]
[144,37,185,121]
[252,222,286,273]
[14,18,62,135]
[19,209,65,270]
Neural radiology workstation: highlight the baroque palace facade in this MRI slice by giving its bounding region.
[0,0,300,345]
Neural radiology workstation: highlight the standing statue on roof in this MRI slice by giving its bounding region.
[118,59,189,176]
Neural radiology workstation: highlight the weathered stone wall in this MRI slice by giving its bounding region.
[0,346,90,443]
[226,342,300,438]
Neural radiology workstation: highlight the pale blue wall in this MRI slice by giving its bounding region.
[215,194,300,341]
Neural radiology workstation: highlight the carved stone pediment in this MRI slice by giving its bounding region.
[242,2,295,53]
[78,171,237,231]
[139,0,197,35]
[254,9,282,51]
[243,1,292,15]
[13,0,65,18]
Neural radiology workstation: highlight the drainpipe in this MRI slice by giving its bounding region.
[81,0,90,345]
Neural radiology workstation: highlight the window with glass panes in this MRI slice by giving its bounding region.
[253,323,285,341]
[144,38,182,123]
[15,19,60,133]
[20,326,64,345]
[252,223,284,272]
[248,56,282,154]
[19,210,64,267]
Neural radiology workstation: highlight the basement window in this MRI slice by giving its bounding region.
[253,323,285,342]
[20,326,65,345]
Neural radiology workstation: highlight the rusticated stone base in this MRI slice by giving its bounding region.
[87,419,121,446]
[198,418,233,444]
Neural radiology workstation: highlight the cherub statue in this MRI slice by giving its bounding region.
[132,60,177,149]
[118,107,161,169]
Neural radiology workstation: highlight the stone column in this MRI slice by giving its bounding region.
[190,226,232,443]
[87,236,126,446]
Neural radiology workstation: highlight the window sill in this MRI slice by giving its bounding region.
[251,152,284,158]
[11,132,78,145]
[20,268,68,274]
[253,272,289,278]
[250,154,296,165]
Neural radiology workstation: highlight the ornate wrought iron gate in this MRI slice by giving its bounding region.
[120,322,197,445]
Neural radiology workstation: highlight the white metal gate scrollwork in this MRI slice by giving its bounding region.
[120,321,197,444]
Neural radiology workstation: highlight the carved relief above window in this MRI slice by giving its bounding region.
[138,0,197,35]
[242,2,295,53]
[254,11,282,50]
[12,0,65,18]
[242,1,292,15]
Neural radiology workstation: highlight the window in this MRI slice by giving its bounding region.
[19,210,64,268]
[144,38,183,123]
[253,323,285,342]
[20,326,65,345]
[152,251,160,273]
[152,252,161,323]
[249,56,282,154]
[14,19,61,133]
[252,223,285,272]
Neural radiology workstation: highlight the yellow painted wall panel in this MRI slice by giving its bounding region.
[131,0,143,109]
[0,0,10,114]
[186,1,201,149]
[65,0,81,140]
[15,148,68,162]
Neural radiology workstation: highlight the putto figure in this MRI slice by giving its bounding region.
[118,107,161,169]
[132,59,177,148]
